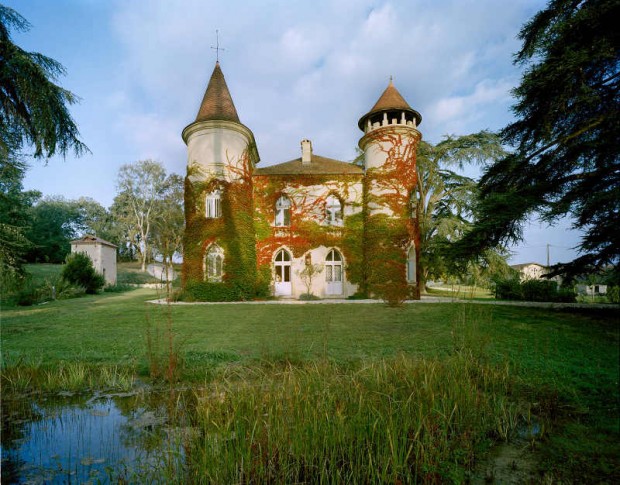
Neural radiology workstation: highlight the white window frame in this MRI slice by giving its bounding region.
[406,245,416,283]
[206,190,222,219]
[275,195,291,227]
[204,244,224,282]
[325,194,343,226]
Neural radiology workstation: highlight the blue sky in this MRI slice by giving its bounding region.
[5,0,582,265]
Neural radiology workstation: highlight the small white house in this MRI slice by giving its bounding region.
[510,262,548,281]
[70,235,117,285]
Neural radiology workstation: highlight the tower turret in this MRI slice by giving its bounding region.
[358,78,421,172]
[182,62,259,181]
[181,62,259,294]
[358,79,422,299]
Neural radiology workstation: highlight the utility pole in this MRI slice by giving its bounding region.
[546,243,550,268]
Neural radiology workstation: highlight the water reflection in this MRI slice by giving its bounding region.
[1,390,191,483]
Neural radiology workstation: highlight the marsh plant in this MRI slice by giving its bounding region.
[1,360,135,393]
[145,283,181,383]
[184,352,522,483]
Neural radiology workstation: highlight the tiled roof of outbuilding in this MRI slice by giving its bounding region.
[70,235,117,248]
[253,155,363,176]
[195,62,241,123]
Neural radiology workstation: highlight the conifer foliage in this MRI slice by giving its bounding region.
[461,0,619,276]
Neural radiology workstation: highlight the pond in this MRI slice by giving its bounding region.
[1,389,195,483]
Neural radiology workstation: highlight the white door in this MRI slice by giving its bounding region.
[274,249,292,296]
[325,249,343,295]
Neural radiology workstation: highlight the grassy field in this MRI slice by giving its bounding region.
[24,262,164,285]
[1,286,618,481]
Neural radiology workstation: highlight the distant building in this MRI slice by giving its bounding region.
[576,284,608,296]
[510,262,548,281]
[510,262,564,286]
[70,235,117,285]
[182,62,422,299]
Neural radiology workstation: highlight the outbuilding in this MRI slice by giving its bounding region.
[70,235,117,285]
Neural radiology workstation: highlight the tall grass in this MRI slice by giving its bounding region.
[187,352,522,483]
[1,360,135,393]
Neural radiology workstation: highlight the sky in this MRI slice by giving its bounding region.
[6,0,583,265]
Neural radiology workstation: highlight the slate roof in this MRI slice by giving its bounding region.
[253,155,363,176]
[70,235,117,248]
[194,62,241,124]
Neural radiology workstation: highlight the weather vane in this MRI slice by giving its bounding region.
[211,30,225,62]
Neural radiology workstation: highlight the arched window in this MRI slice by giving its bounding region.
[406,245,416,283]
[274,249,292,296]
[204,244,224,282]
[325,195,343,226]
[275,195,291,227]
[206,190,222,218]
[325,249,343,295]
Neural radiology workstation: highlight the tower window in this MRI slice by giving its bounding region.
[204,244,224,282]
[406,245,416,283]
[325,195,343,226]
[275,195,291,227]
[409,189,419,219]
[206,190,222,218]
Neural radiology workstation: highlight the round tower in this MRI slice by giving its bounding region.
[358,79,422,299]
[358,79,421,174]
[181,62,260,295]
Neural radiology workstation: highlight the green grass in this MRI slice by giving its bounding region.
[1,290,618,481]
[24,262,164,286]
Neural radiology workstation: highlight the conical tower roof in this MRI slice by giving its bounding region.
[358,79,421,130]
[370,79,411,112]
[194,61,240,123]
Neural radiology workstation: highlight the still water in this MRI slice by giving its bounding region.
[1,390,193,483]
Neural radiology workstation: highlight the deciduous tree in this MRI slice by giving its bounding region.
[115,160,177,271]
[151,173,184,273]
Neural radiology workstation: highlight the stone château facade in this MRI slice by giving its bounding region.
[182,62,422,300]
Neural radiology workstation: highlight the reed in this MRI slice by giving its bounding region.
[187,352,523,483]
[1,361,135,393]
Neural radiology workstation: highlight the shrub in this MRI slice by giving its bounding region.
[61,253,105,294]
[607,286,619,304]
[299,293,321,301]
[494,277,522,300]
[15,280,40,306]
[377,281,408,307]
[494,276,575,303]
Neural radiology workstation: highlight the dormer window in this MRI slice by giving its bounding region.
[206,190,221,218]
[275,195,291,227]
[325,195,343,226]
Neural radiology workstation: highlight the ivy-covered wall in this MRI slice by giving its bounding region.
[253,174,365,296]
[182,130,421,301]
[362,129,422,300]
[182,152,266,301]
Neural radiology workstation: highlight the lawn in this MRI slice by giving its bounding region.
[1,287,618,481]
[24,262,164,285]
